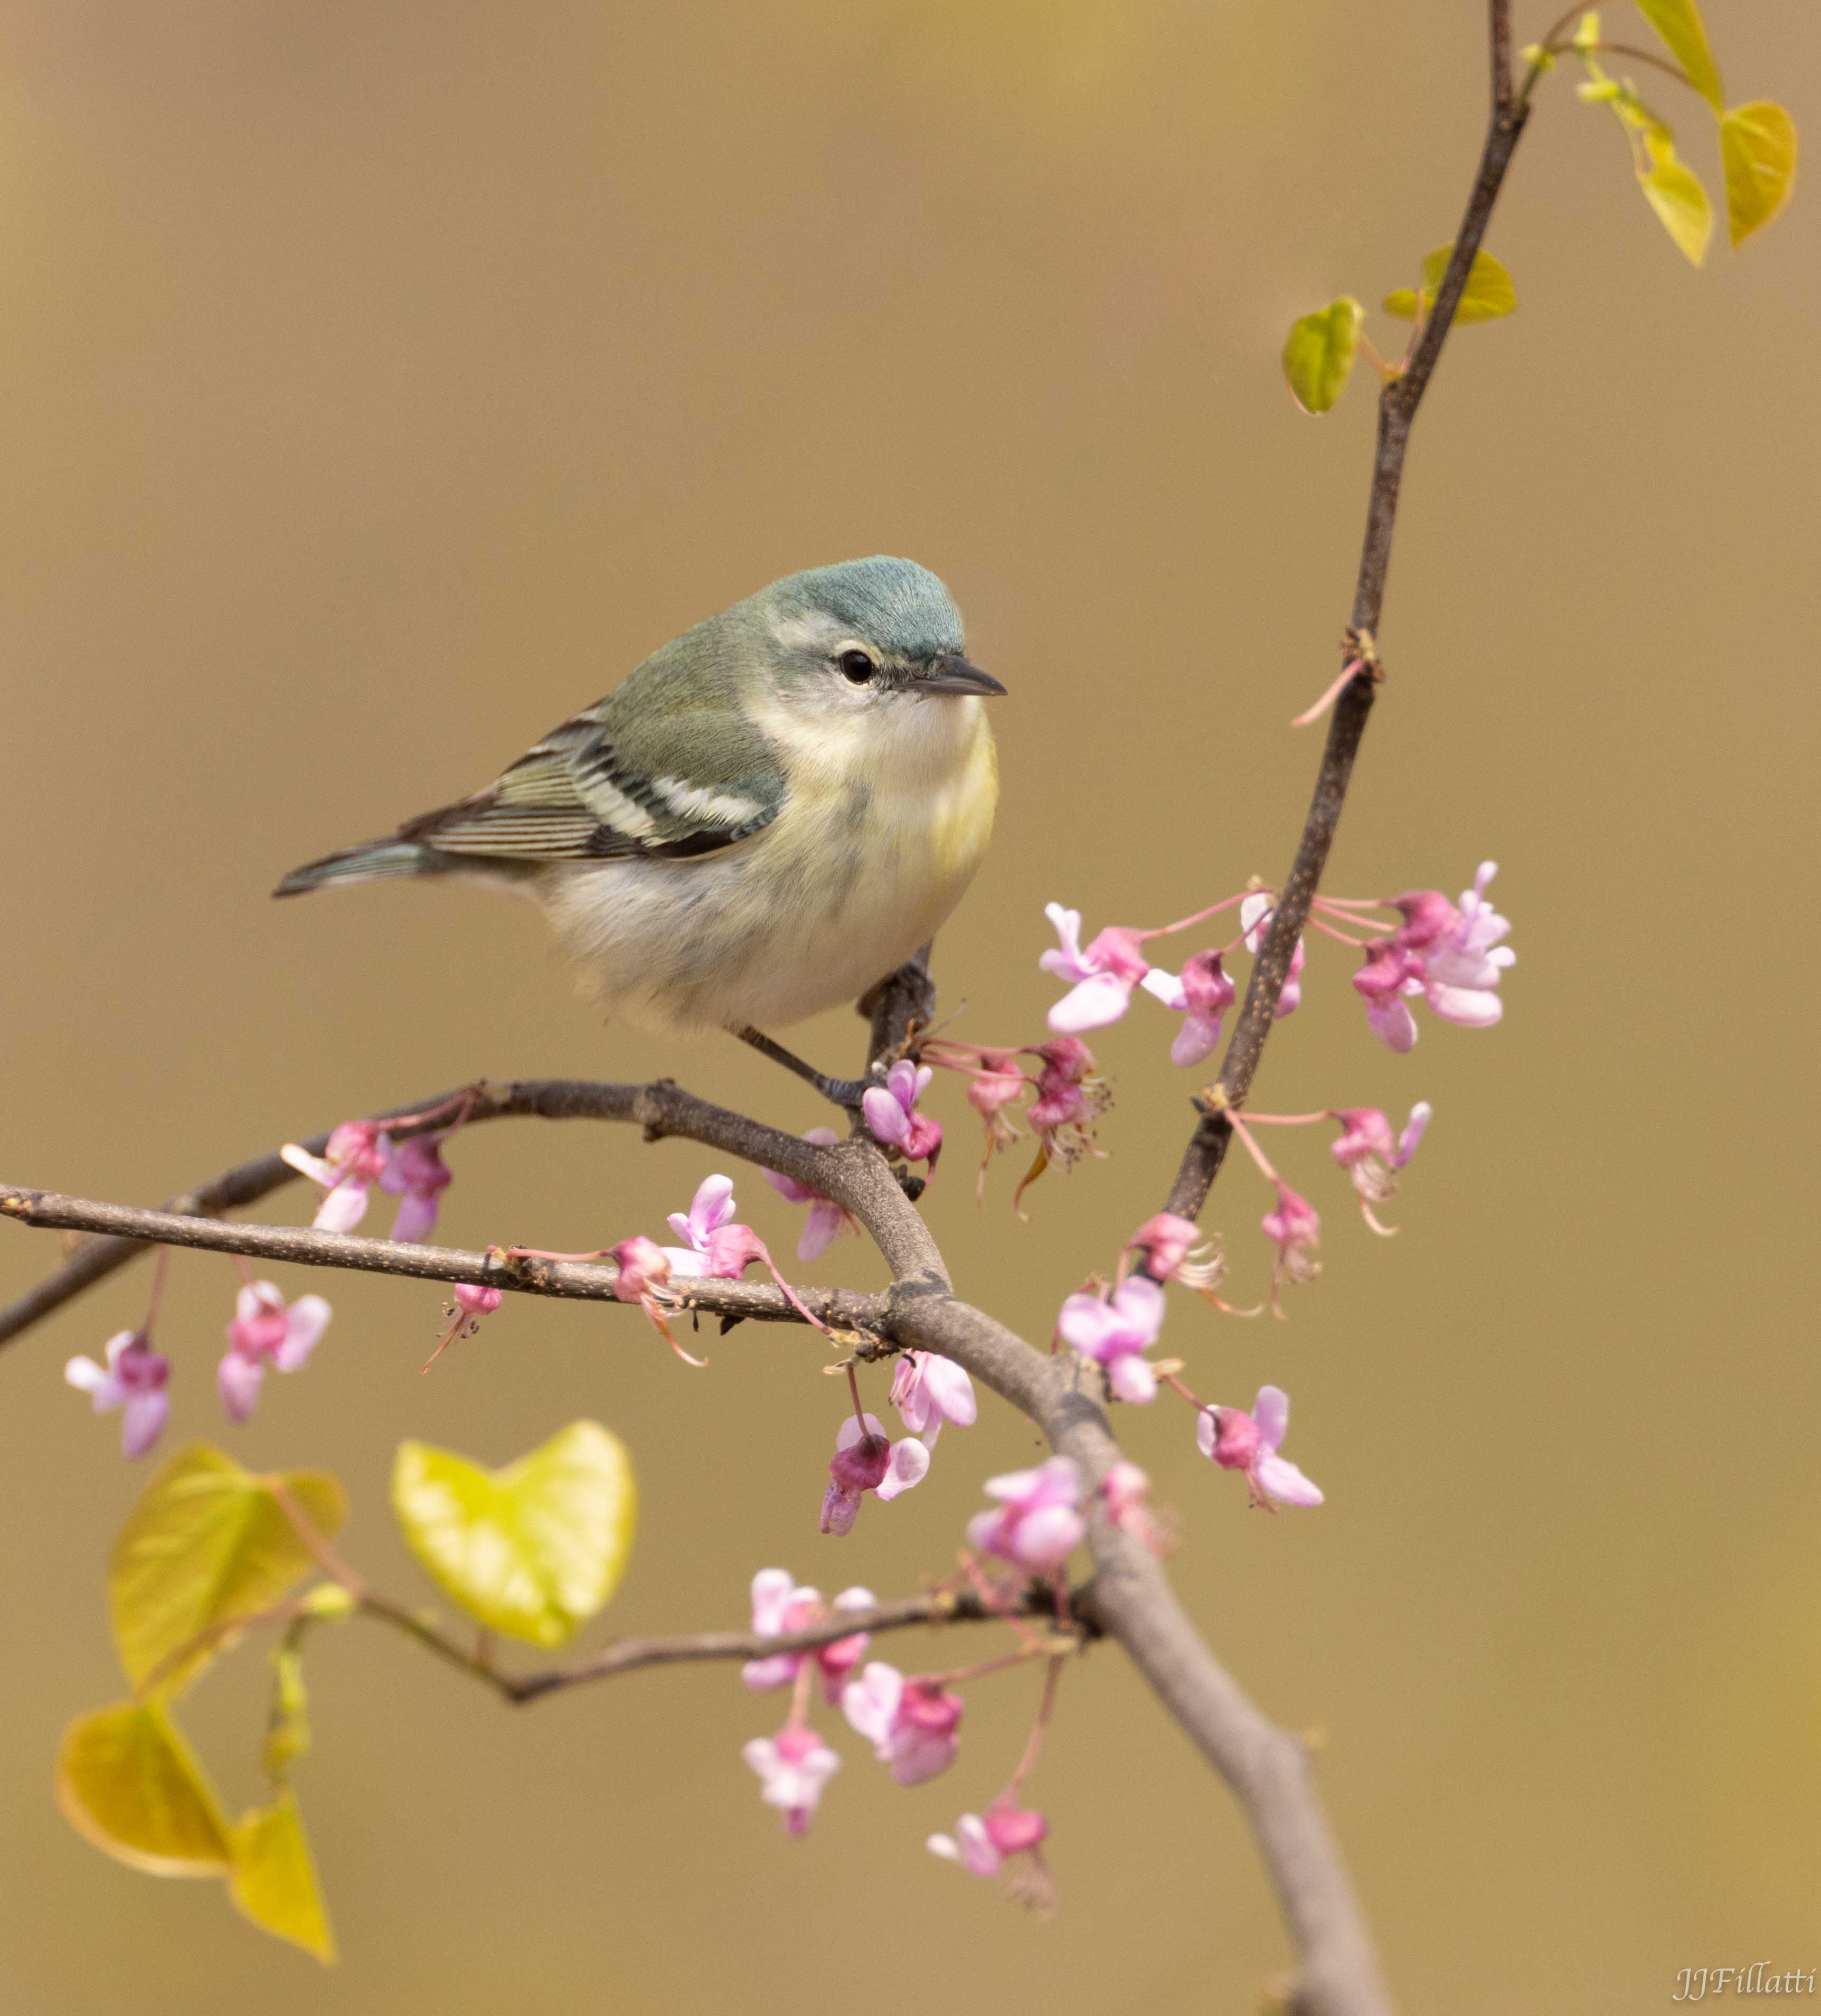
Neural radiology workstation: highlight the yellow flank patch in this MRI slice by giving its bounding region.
[929,717,999,878]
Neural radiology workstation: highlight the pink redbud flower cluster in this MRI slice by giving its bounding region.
[281,1122,457,1241]
[862,1061,943,1167]
[741,1571,876,1699]
[1353,862,1515,1051]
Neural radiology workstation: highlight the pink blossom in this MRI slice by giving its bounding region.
[842,1662,964,1786]
[820,1413,931,1536]
[1331,1103,1431,1229]
[1352,939,1425,1053]
[216,1280,333,1424]
[1196,1384,1324,1509]
[761,1128,857,1261]
[740,1570,877,1699]
[662,1174,740,1275]
[742,1723,841,1836]
[1140,949,1237,1066]
[1260,1181,1321,1306]
[1374,861,1516,1040]
[889,1351,977,1447]
[64,1330,171,1459]
[1101,1459,1169,1556]
[1055,1275,1165,1403]
[967,1457,1086,1573]
[1239,897,1307,1015]
[861,1061,943,1167]
[1021,1038,1111,1187]
[928,1801,1054,1909]
[279,1120,392,1233]
[962,1047,1031,1194]
[611,1234,673,1303]
[1120,1211,1225,1295]
[454,1283,503,1316]
[1040,903,1150,1032]
[379,1133,453,1243]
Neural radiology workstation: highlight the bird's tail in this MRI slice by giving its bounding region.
[272,838,448,898]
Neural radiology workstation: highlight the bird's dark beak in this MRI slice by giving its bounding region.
[918,652,1007,697]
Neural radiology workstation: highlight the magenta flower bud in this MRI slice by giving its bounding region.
[454,1283,503,1316]
[983,1801,1049,1856]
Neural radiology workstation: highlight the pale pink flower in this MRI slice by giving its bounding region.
[1260,1181,1320,1307]
[453,1283,503,1316]
[842,1662,964,1786]
[1141,949,1237,1066]
[1040,903,1150,1032]
[742,1723,841,1836]
[820,1413,931,1536]
[1239,897,1307,1016]
[961,1047,1031,1194]
[889,1351,977,1447]
[1331,1103,1431,1229]
[1196,1385,1324,1509]
[967,1457,1086,1573]
[761,1128,857,1261]
[216,1280,333,1424]
[279,1120,392,1233]
[1055,1275,1165,1403]
[1018,1039,1111,1202]
[928,1801,1054,1910]
[662,1174,740,1276]
[658,1175,825,1330]
[862,1061,943,1167]
[740,1570,876,1699]
[1101,1459,1170,1556]
[1376,861,1516,1038]
[65,1330,170,1459]
[379,1133,453,1244]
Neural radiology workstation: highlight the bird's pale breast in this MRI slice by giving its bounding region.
[542,698,997,1032]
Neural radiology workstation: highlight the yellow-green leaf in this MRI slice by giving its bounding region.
[1720,101,1798,246]
[1635,0,1723,110]
[56,1700,232,1876]
[109,1444,347,1694]
[1381,246,1517,324]
[1639,129,1713,265]
[229,1793,336,1964]
[391,1422,637,1646]
[1571,12,1601,54]
[1280,297,1362,416]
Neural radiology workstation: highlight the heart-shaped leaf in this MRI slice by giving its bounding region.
[56,1699,232,1876]
[391,1422,637,1646]
[229,1793,337,1964]
[1281,297,1363,415]
[1720,101,1798,247]
[109,1444,347,1693]
[1635,0,1723,109]
[1382,246,1517,324]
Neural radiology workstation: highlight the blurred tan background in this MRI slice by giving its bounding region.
[1,3,1816,2010]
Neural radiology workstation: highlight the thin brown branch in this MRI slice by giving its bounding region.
[0,1073,920,1352]
[0,1185,889,1334]
[1165,0,1530,1227]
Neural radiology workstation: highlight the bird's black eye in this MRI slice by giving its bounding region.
[837,648,877,685]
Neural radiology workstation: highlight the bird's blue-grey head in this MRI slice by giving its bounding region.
[756,557,1006,707]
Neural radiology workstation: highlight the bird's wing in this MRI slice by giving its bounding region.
[397,684,786,864]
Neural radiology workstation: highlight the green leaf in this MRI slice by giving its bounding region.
[1639,128,1714,265]
[109,1444,348,1693]
[56,1699,233,1876]
[1280,297,1363,415]
[1635,0,1723,110]
[229,1793,337,1964]
[1720,101,1798,246]
[1381,246,1517,324]
[391,1422,637,1646]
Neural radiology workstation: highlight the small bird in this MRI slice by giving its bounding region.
[276,557,1004,1060]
